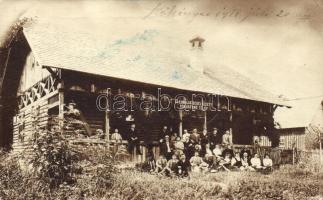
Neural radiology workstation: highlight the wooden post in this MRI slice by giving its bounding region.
[105,88,110,149]
[179,110,183,137]
[58,81,64,132]
[292,136,296,165]
[203,111,207,130]
[229,112,233,144]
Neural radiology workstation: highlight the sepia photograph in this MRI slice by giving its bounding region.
[0,0,322,199]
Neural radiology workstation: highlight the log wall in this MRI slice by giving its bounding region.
[12,99,50,154]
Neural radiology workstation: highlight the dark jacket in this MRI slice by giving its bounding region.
[177,159,190,176]
[160,141,174,156]
[128,128,139,142]
[190,133,200,144]
[159,129,170,140]
[208,134,221,147]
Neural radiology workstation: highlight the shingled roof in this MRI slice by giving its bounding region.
[22,19,285,106]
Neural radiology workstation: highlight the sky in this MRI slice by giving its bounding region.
[0,0,322,127]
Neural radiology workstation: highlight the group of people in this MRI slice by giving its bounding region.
[107,124,274,176]
[145,126,274,176]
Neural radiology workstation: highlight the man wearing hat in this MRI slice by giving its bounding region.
[127,124,142,155]
[208,127,221,150]
[65,100,81,117]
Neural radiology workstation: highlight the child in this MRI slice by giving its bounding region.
[165,154,179,176]
[177,154,190,177]
[155,155,168,174]
[147,149,156,172]
[111,129,123,154]
[262,154,273,173]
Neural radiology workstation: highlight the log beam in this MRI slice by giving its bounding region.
[58,81,64,132]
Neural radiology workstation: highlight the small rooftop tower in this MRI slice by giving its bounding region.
[189,37,205,73]
[190,37,205,48]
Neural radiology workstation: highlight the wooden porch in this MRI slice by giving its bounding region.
[12,69,280,163]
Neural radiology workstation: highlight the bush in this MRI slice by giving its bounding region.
[29,127,81,188]
[0,114,117,199]
[0,151,51,199]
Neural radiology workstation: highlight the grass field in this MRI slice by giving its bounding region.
[0,146,322,199]
[103,165,322,200]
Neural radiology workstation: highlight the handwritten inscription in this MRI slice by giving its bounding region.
[144,2,311,22]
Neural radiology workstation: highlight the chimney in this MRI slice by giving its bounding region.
[189,36,205,73]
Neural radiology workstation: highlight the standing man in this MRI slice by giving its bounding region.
[127,124,142,155]
[160,135,173,160]
[190,128,200,145]
[209,128,221,150]
[222,130,233,145]
[159,125,170,143]
[200,129,209,157]
[182,129,190,141]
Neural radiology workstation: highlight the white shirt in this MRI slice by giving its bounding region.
[222,133,233,145]
[182,133,190,141]
[174,141,184,150]
[263,158,273,167]
[206,148,213,156]
[213,148,222,157]
[111,133,122,141]
[250,157,262,168]
[166,141,171,153]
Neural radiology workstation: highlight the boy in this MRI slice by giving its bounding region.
[155,155,168,173]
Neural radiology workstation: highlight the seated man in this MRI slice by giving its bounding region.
[65,101,81,117]
[96,129,105,139]
[250,153,263,171]
[177,154,190,177]
[190,151,207,173]
[165,154,179,176]
[204,153,216,171]
[155,155,168,173]
[222,145,234,158]
[218,152,232,171]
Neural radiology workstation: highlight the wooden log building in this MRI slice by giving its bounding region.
[0,20,288,159]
